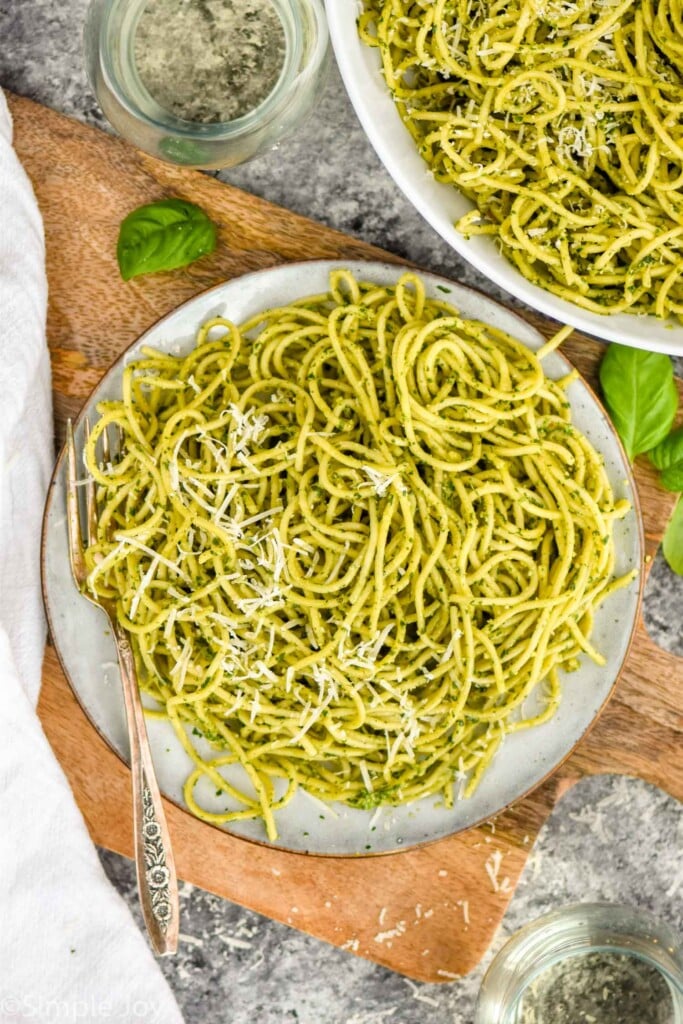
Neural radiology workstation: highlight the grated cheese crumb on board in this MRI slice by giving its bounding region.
[485,849,507,892]
[373,921,407,944]
[456,899,470,925]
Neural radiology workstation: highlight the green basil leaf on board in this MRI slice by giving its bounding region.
[662,495,683,576]
[117,198,217,281]
[649,427,683,492]
[598,344,678,461]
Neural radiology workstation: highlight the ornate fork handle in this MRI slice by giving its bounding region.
[66,419,179,953]
[113,623,179,955]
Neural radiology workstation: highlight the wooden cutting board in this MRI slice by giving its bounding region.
[10,92,683,983]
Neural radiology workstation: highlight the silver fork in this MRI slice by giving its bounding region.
[66,417,179,955]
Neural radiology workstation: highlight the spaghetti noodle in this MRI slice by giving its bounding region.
[83,271,635,840]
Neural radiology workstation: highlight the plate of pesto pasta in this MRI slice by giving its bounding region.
[326,0,683,355]
[42,261,642,854]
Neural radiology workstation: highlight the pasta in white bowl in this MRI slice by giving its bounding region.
[325,0,683,355]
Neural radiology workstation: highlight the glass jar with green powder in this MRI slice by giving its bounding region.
[84,0,328,168]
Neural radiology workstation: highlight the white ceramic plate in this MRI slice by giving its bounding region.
[325,1,683,356]
[42,260,643,855]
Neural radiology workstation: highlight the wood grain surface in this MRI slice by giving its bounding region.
[9,92,682,983]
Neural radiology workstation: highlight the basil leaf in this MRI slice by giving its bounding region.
[598,344,678,461]
[649,426,683,492]
[662,495,683,576]
[117,198,216,281]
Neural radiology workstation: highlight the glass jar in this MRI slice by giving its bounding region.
[475,903,683,1024]
[84,0,329,169]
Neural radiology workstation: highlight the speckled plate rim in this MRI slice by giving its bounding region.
[325,0,683,356]
[41,259,644,857]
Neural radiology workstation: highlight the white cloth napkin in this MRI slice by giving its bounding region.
[0,90,184,1024]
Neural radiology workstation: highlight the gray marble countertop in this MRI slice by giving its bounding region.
[1,3,682,1021]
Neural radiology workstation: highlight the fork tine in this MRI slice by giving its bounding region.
[84,417,98,547]
[66,419,87,585]
[102,422,111,467]
[104,421,123,466]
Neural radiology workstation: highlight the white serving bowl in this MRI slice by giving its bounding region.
[325,0,683,356]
